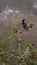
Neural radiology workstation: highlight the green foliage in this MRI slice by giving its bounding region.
[13,25,18,33]
[29,61,37,65]
[0,23,37,65]
[15,49,24,56]
[0,36,37,65]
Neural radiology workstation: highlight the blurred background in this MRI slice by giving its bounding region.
[0,0,37,15]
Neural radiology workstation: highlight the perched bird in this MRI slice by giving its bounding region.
[22,19,27,29]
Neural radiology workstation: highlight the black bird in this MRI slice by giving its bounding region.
[22,19,27,29]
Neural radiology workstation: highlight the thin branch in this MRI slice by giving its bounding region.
[9,53,19,59]
[21,47,29,57]
[0,52,18,59]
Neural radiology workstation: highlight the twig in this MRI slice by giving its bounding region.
[21,47,29,57]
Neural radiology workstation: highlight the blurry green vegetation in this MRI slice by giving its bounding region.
[0,23,37,65]
[0,36,37,65]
